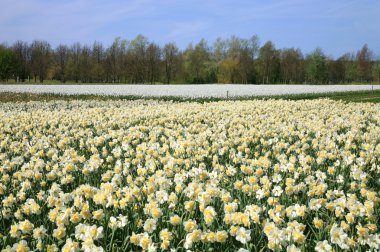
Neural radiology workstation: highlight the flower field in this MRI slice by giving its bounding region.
[0,99,379,251]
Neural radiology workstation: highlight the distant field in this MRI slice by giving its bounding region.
[0,84,379,98]
[1,89,380,104]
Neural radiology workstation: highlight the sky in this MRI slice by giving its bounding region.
[1,0,379,58]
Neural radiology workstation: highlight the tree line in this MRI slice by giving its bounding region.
[1,35,379,84]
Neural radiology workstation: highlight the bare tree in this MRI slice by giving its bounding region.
[146,42,161,84]
[30,40,51,83]
[356,44,373,82]
[106,37,128,83]
[80,45,92,83]
[128,35,149,83]
[12,41,30,82]
[257,41,280,84]
[91,41,106,82]
[237,35,259,83]
[54,44,69,83]
[280,48,304,83]
[212,37,228,63]
[67,43,82,83]
[163,42,180,84]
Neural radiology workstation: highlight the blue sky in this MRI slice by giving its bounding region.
[1,0,379,58]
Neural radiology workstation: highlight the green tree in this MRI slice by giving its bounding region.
[184,39,210,84]
[327,56,346,84]
[372,61,380,83]
[213,35,259,83]
[340,53,357,83]
[0,46,16,81]
[217,57,240,83]
[204,62,218,83]
[80,45,92,83]
[306,48,327,84]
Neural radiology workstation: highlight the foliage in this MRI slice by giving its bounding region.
[218,57,240,83]
[0,36,379,84]
[371,62,380,83]
[306,48,327,84]
[0,46,16,81]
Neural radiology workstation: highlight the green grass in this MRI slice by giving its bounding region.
[268,89,380,103]
[1,89,380,104]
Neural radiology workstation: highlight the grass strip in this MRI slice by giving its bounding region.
[1,89,380,103]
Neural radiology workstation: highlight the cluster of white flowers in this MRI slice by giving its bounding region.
[0,98,379,251]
